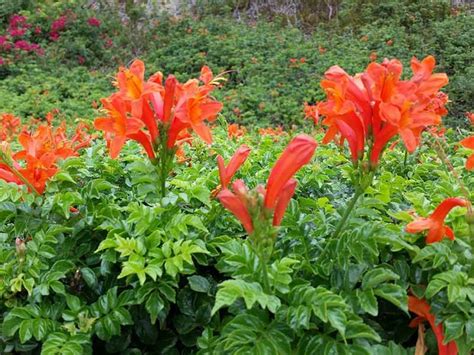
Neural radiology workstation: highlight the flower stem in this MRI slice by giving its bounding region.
[333,188,363,239]
[260,257,271,294]
[467,211,474,277]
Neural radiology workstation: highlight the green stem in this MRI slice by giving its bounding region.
[467,211,474,277]
[260,258,271,294]
[155,129,174,198]
[332,188,363,239]
[159,155,167,198]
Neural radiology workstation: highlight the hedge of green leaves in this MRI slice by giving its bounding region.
[1,2,474,354]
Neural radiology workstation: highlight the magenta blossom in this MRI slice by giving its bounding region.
[9,15,27,28]
[51,16,67,32]
[87,17,101,27]
[49,32,60,41]
[14,40,30,51]
[9,28,26,37]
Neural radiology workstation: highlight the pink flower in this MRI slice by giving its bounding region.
[28,43,44,56]
[51,16,67,32]
[78,55,86,65]
[9,15,27,29]
[34,26,42,34]
[87,17,101,27]
[9,28,26,37]
[49,32,60,41]
[14,40,30,51]
[0,36,7,46]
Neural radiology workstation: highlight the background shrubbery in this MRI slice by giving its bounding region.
[0,0,472,126]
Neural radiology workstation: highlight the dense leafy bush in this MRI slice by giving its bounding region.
[0,2,473,354]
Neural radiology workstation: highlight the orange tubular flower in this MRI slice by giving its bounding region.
[264,134,317,209]
[217,145,251,189]
[466,112,474,125]
[315,55,449,167]
[227,123,247,139]
[217,134,317,234]
[406,197,467,243]
[303,103,319,124]
[408,296,458,355]
[94,95,154,159]
[218,187,254,234]
[460,136,474,170]
[258,126,285,138]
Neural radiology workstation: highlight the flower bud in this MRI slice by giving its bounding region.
[15,237,26,262]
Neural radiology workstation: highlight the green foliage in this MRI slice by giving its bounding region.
[1,1,473,354]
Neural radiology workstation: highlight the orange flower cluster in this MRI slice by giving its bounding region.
[0,113,21,141]
[303,102,319,124]
[94,60,224,160]
[258,126,285,137]
[315,56,449,167]
[289,58,306,65]
[227,123,247,139]
[0,119,93,194]
[217,135,317,234]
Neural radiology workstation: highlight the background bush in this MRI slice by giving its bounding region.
[1,0,472,126]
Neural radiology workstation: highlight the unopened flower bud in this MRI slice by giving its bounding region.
[15,237,26,262]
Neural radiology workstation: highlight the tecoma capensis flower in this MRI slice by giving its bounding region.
[408,296,458,355]
[406,198,467,244]
[314,56,448,168]
[227,123,247,139]
[217,145,251,189]
[258,126,285,138]
[466,112,474,125]
[460,136,474,171]
[264,134,317,210]
[94,60,225,197]
[217,134,317,236]
[303,102,319,124]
